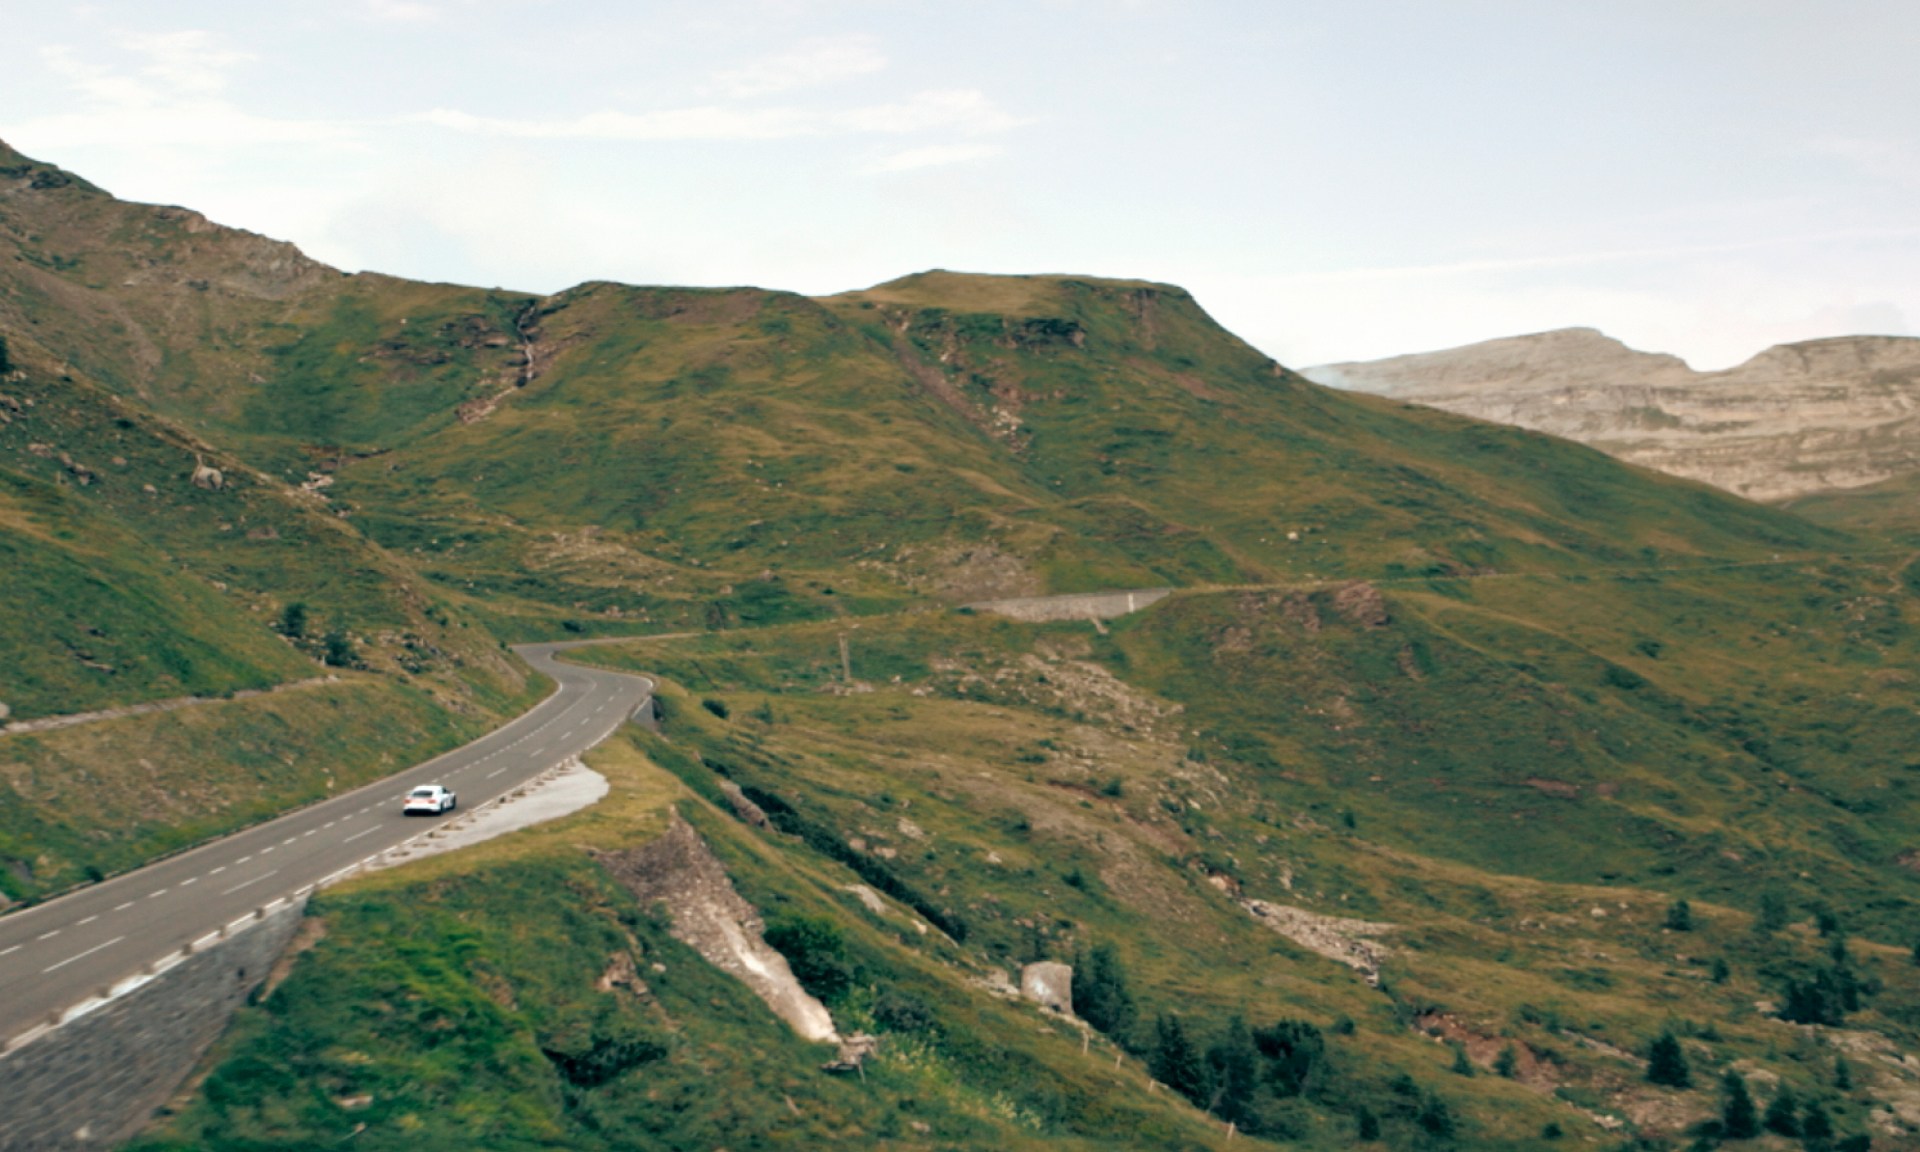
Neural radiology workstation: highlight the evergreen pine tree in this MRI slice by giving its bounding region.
[1763,1085,1801,1136]
[1666,899,1694,931]
[1756,889,1791,934]
[1450,1043,1474,1076]
[1647,1031,1691,1088]
[1355,1106,1381,1141]
[1417,1092,1456,1139]
[1149,1013,1209,1107]
[1204,1015,1259,1126]
[1071,943,1137,1041]
[1801,1100,1834,1141]
[1721,1070,1761,1139]
[1494,1044,1519,1079]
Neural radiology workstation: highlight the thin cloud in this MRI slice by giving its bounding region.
[864,143,1002,174]
[360,0,440,21]
[25,36,354,149]
[1270,227,1920,286]
[418,88,1027,142]
[709,34,887,99]
[417,105,813,141]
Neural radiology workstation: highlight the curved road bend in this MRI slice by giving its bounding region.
[0,642,653,1049]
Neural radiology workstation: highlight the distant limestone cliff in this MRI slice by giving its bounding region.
[1307,328,1920,501]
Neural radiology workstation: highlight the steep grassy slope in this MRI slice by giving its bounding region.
[257,272,1843,641]
[0,145,548,903]
[1784,472,1920,546]
[144,624,1920,1149]
[0,138,1847,637]
[0,352,547,902]
[0,466,311,720]
[9,137,1920,1147]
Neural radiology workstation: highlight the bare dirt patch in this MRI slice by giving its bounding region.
[1241,899,1394,985]
[597,810,838,1043]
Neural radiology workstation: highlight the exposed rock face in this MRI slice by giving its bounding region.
[598,811,838,1043]
[1242,899,1393,986]
[1307,328,1920,501]
[1020,961,1074,1013]
[717,779,770,829]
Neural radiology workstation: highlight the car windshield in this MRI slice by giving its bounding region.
[410,788,436,797]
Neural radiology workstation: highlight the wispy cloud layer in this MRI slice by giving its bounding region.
[709,34,886,98]
[419,89,1024,143]
[29,35,352,147]
[864,142,1002,174]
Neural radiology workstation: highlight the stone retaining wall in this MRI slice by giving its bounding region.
[0,902,306,1151]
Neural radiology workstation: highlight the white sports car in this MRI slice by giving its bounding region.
[403,784,457,815]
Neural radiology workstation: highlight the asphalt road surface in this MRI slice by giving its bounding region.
[0,642,653,1048]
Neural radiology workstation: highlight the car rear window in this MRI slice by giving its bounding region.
[411,788,436,797]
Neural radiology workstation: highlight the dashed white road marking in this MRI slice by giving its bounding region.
[76,915,98,926]
[209,866,226,876]
[147,889,167,899]
[112,902,134,912]
[179,877,196,887]
[344,828,376,843]
[0,945,19,957]
[44,936,124,974]
[35,930,59,941]
[221,870,277,896]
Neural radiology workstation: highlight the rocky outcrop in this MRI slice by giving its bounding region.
[1242,899,1393,986]
[1307,329,1920,501]
[598,812,838,1043]
[1020,961,1074,1013]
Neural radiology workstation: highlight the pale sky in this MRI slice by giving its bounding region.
[4,1,1917,370]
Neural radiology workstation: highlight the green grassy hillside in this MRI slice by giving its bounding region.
[143,625,1920,1149]
[0,144,547,903]
[243,272,1845,640]
[5,137,1919,1147]
[1782,472,1920,545]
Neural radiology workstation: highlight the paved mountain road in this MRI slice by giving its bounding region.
[0,642,654,1050]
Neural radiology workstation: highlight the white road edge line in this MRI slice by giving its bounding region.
[221,870,277,896]
[43,936,124,974]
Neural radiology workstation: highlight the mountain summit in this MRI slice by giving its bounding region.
[1307,328,1920,500]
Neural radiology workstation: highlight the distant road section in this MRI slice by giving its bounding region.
[966,587,1171,622]
[0,642,653,1050]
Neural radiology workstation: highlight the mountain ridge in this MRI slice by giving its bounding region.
[1306,327,1920,501]
[10,139,1920,1150]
